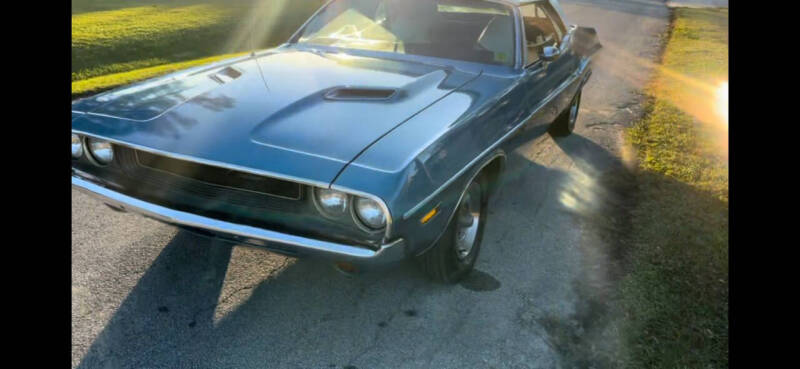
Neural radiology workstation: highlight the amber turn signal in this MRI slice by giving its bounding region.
[420,205,439,224]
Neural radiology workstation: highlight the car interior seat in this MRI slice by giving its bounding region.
[524,17,556,48]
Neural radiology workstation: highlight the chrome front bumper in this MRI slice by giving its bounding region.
[72,175,407,267]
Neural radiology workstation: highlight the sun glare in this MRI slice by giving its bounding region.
[715,81,728,129]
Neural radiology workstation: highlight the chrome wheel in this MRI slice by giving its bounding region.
[418,174,489,283]
[550,90,582,137]
[454,182,482,260]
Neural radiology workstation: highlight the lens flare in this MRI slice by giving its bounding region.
[715,81,728,129]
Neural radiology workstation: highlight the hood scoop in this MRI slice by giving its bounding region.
[324,87,397,101]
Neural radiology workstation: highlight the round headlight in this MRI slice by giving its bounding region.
[71,134,83,158]
[354,197,386,230]
[314,188,349,217]
[87,138,114,164]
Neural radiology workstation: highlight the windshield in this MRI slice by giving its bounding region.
[295,0,516,66]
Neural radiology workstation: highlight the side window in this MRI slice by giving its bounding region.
[520,3,566,66]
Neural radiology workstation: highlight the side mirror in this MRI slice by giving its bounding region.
[542,46,560,62]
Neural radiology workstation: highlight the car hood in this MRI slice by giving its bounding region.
[72,47,480,186]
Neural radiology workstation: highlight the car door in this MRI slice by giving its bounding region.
[540,3,579,116]
[517,1,574,128]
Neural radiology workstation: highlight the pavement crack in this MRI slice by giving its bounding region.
[346,281,425,366]
[585,121,624,128]
[188,282,259,326]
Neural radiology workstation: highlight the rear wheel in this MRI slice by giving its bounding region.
[550,89,582,137]
[418,174,488,283]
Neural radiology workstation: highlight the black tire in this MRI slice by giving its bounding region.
[418,174,489,283]
[550,89,582,137]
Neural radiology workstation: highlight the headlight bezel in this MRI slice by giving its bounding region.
[351,196,387,231]
[312,187,351,219]
[72,133,83,159]
[86,137,115,165]
[313,186,390,234]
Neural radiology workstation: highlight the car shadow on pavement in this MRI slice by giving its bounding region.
[543,131,728,368]
[77,131,639,369]
[76,231,235,368]
[535,133,637,368]
[76,228,438,368]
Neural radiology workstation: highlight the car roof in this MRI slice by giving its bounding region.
[499,0,569,27]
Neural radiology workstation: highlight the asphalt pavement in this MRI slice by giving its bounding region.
[71,1,670,367]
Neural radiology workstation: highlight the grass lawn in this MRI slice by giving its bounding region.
[72,52,248,97]
[622,7,728,368]
[72,0,324,97]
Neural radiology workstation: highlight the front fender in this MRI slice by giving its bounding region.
[332,73,519,256]
[405,150,506,257]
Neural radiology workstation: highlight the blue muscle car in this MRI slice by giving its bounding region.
[71,0,600,282]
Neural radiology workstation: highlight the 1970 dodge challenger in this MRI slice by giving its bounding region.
[71,0,600,282]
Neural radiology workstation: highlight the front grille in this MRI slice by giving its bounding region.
[134,150,301,200]
[72,144,384,249]
[110,147,304,211]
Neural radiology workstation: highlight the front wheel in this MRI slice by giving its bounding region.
[417,174,488,283]
[550,89,582,137]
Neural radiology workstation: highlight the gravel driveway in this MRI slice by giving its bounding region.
[72,1,670,367]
